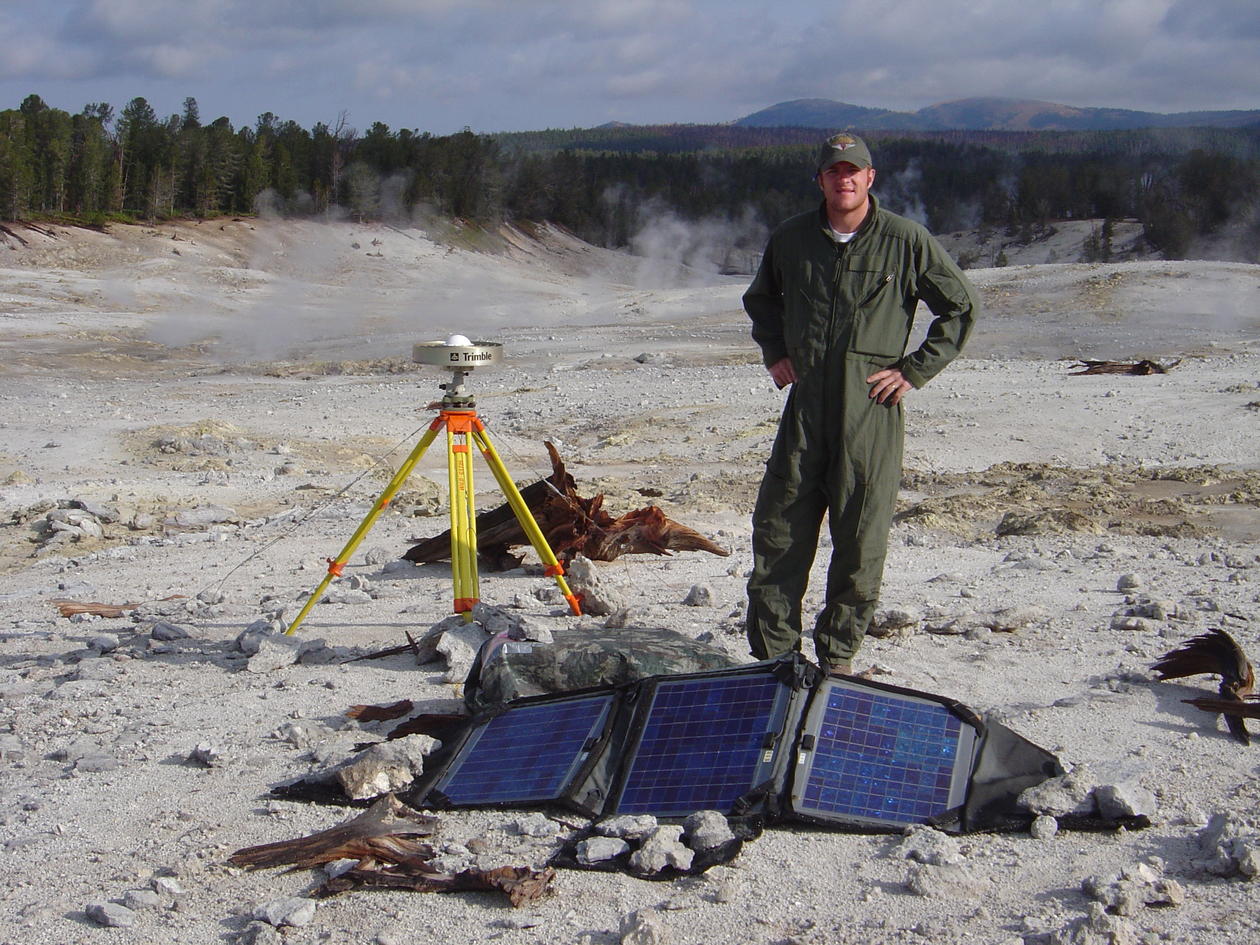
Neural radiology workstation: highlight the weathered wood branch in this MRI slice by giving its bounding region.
[318,864,556,906]
[1069,359,1180,376]
[51,594,186,618]
[228,795,437,871]
[345,699,415,722]
[228,794,553,907]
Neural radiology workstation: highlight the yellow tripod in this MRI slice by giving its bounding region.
[285,360,582,635]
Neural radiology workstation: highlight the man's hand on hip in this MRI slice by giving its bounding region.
[866,367,913,405]
[768,357,797,389]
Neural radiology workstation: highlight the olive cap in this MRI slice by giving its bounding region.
[816,133,873,173]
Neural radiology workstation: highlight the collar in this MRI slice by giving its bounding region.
[817,194,879,241]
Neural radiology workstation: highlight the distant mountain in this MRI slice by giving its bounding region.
[735,97,1260,131]
[730,98,902,129]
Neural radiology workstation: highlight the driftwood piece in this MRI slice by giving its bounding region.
[318,864,556,906]
[404,441,728,567]
[50,595,186,618]
[1153,628,1256,745]
[343,631,423,664]
[1069,359,1180,376]
[229,794,553,907]
[52,600,137,618]
[385,712,469,743]
[228,795,437,871]
[346,699,415,723]
[582,506,730,559]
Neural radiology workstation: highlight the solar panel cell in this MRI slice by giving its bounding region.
[434,694,614,807]
[790,680,978,827]
[614,672,793,817]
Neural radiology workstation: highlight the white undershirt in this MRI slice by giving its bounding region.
[830,228,857,243]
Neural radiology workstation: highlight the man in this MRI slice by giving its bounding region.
[744,133,978,676]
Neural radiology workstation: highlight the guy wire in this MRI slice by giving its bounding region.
[199,401,662,616]
[201,421,431,598]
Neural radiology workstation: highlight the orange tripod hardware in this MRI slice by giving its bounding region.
[284,339,582,636]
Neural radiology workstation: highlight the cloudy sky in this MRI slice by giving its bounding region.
[1,0,1256,135]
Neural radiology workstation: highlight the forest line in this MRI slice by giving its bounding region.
[2,93,1258,262]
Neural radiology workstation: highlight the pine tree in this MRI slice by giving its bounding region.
[0,110,35,219]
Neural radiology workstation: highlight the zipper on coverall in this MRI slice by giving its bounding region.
[813,239,848,439]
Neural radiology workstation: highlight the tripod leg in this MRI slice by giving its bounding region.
[461,435,481,607]
[285,422,442,635]
[471,425,583,616]
[447,423,479,621]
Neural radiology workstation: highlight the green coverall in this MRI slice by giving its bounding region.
[744,195,979,667]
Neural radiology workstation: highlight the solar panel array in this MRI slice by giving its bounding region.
[791,680,977,827]
[417,659,989,828]
[433,693,614,806]
[615,672,790,817]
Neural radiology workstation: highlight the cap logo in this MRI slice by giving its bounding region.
[827,134,858,150]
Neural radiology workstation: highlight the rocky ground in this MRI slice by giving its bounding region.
[0,218,1258,945]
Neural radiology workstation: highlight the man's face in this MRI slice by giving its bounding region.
[817,161,876,218]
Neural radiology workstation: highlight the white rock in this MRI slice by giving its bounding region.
[1110,614,1160,633]
[122,889,162,910]
[1048,902,1139,945]
[247,635,305,673]
[236,618,279,655]
[275,719,339,749]
[335,735,440,800]
[436,623,489,683]
[1194,812,1260,877]
[869,606,921,637]
[151,876,184,896]
[1094,782,1158,821]
[1030,815,1059,840]
[324,858,361,878]
[983,605,1049,632]
[149,620,191,641]
[683,810,735,851]
[515,812,561,837]
[630,825,691,874]
[254,896,317,928]
[597,814,659,840]
[1018,765,1099,817]
[188,741,224,767]
[89,633,121,653]
[896,825,964,866]
[86,902,136,927]
[577,836,630,864]
[565,555,627,616]
[682,584,714,607]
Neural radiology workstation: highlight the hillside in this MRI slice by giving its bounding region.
[735,96,1260,131]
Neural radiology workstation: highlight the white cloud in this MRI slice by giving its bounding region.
[0,0,1255,131]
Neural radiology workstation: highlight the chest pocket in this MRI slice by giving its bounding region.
[845,256,905,359]
[843,256,893,304]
